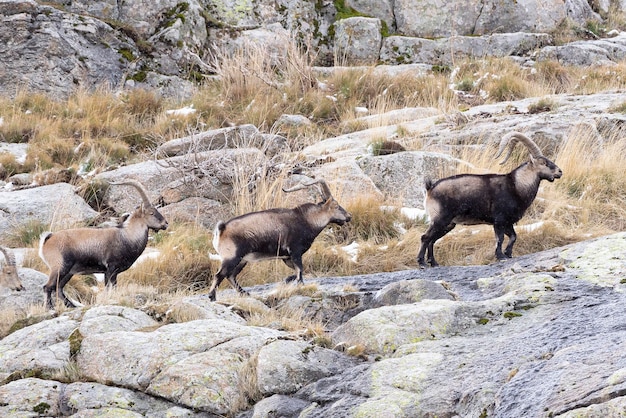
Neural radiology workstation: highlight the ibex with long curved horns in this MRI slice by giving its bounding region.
[39,180,168,308]
[208,178,351,301]
[417,132,562,268]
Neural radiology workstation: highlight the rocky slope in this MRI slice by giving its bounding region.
[0,0,623,99]
[1,87,626,415]
[1,231,626,416]
[2,1,626,416]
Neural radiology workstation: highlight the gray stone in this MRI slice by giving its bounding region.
[0,0,129,100]
[275,114,313,127]
[158,196,229,228]
[0,378,65,417]
[357,151,462,208]
[251,394,312,418]
[380,33,552,66]
[61,381,209,417]
[333,17,382,66]
[373,279,455,307]
[394,0,567,38]
[79,305,159,337]
[0,183,98,244]
[535,32,626,66]
[0,316,78,373]
[156,125,262,157]
[256,340,361,395]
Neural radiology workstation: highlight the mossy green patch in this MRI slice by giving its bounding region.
[33,402,51,414]
[562,233,626,286]
[69,328,83,359]
[118,48,135,62]
[503,311,522,319]
[334,0,368,20]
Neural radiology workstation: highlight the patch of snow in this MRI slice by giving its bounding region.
[165,105,196,116]
[340,241,360,262]
[129,248,161,269]
[519,221,545,233]
[380,206,428,221]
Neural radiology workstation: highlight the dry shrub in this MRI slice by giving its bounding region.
[92,282,193,314]
[533,61,573,93]
[205,35,318,127]
[237,353,262,411]
[485,73,529,102]
[247,302,329,342]
[120,224,217,292]
[62,275,100,307]
[0,304,52,339]
[337,197,403,244]
[305,240,356,277]
[165,303,210,324]
[122,88,164,119]
[572,63,626,94]
[0,115,38,143]
[26,134,78,168]
[0,153,31,180]
[266,282,321,301]
[555,129,626,232]
[3,220,49,247]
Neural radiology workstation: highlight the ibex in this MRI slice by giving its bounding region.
[39,180,168,308]
[418,132,562,268]
[0,246,23,291]
[208,178,351,301]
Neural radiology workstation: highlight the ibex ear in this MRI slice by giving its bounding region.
[529,154,536,164]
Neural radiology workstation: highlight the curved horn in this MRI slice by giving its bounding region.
[109,180,153,207]
[0,246,16,267]
[283,178,333,201]
[315,179,333,201]
[495,132,543,165]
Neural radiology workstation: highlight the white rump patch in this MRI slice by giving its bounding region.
[208,253,222,261]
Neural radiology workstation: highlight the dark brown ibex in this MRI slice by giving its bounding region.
[208,178,351,301]
[418,132,562,268]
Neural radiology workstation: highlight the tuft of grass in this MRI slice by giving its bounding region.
[609,100,626,114]
[554,129,626,231]
[456,78,475,92]
[266,282,321,302]
[485,74,528,102]
[336,197,403,244]
[3,219,49,247]
[120,223,218,292]
[1,305,53,339]
[0,152,32,180]
[528,97,558,114]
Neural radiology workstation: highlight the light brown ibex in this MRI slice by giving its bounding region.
[39,180,168,308]
[0,246,23,291]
